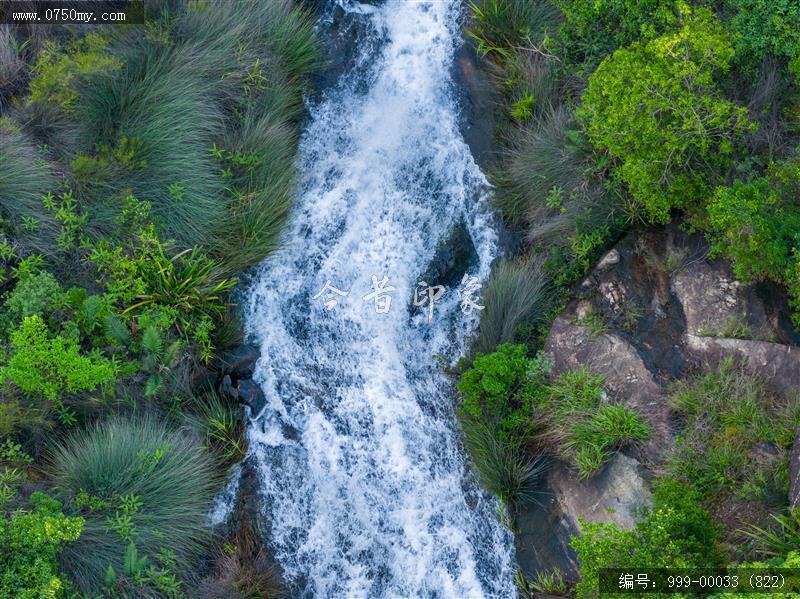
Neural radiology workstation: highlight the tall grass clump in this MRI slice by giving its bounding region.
[460,416,546,507]
[0,128,58,253]
[473,258,553,355]
[72,38,228,247]
[538,368,651,478]
[468,0,561,56]
[49,415,217,594]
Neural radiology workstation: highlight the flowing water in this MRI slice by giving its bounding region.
[243,1,516,596]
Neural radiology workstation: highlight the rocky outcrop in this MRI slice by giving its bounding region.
[520,223,800,579]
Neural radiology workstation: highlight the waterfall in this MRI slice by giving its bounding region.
[243,1,516,596]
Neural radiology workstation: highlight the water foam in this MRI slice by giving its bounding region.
[244,1,516,596]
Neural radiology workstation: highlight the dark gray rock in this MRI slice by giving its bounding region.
[220,374,238,401]
[238,379,267,416]
[543,315,671,463]
[216,345,261,380]
[419,219,479,289]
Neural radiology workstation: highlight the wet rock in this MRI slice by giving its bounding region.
[216,345,261,380]
[419,218,479,289]
[220,374,238,401]
[685,335,800,396]
[596,249,620,271]
[516,454,652,580]
[454,41,499,170]
[238,379,267,416]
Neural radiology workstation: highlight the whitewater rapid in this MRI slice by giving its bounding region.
[243,1,517,596]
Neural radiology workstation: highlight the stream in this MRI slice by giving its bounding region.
[242,1,517,596]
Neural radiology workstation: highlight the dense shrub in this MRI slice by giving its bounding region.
[1,315,117,403]
[0,492,83,599]
[580,7,754,223]
[706,158,800,325]
[725,0,800,75]
[571,477,721,598]
[50,415,216,594]
[553,0,681,66]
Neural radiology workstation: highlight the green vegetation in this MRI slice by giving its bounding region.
[580,7,753,223]
[468,0,800,591]
[457,344,650,506]
[50,415,216,595]
[0,492,83,599]
[473,259,553,355]
[538,368,651,477]
[0,1,317,594]
[571,477,722,598]
[667,359,799,498]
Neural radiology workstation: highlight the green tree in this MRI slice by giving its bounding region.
[0,492,83,599]
[727,0,800,75]
[579,6,753,223]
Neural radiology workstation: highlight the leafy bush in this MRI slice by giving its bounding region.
[706,159,800,315]
[473,259,552,355]
[4,269,65,321]
[539,369,651,478]
[571,477,721,598]
[1,315,117,403]
[726,0,800,74]
[0,492,83,599]
[579,6,754,223]
[50,415,217,594]
[28,33,121,110]
[553,0,681,66]
[668,359,798,497]
[458,343,547,440]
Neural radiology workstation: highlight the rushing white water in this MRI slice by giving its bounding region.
[244,1,516,596]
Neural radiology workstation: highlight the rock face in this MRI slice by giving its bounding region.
[517,454,652,579]
[519,223,800,580]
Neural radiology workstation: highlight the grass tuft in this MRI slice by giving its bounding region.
[49,414,217,594]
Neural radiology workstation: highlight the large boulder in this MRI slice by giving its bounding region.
[216,345,261,381]
[516,453,652,580]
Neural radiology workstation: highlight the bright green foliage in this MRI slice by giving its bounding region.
[580,7,753,223]
[458,343,547,440]
[51,415,216,594]
[553,0,681,65]
[668,359,798,497]
[571,478,720,598]
[1,315,117,402]
[726,0,800,74]
[4,269,64,321]
[539,369,651,477]
[29,33,120,109]
[790,255,800,327]
[706,159,800,303]
[0,492,83,599]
